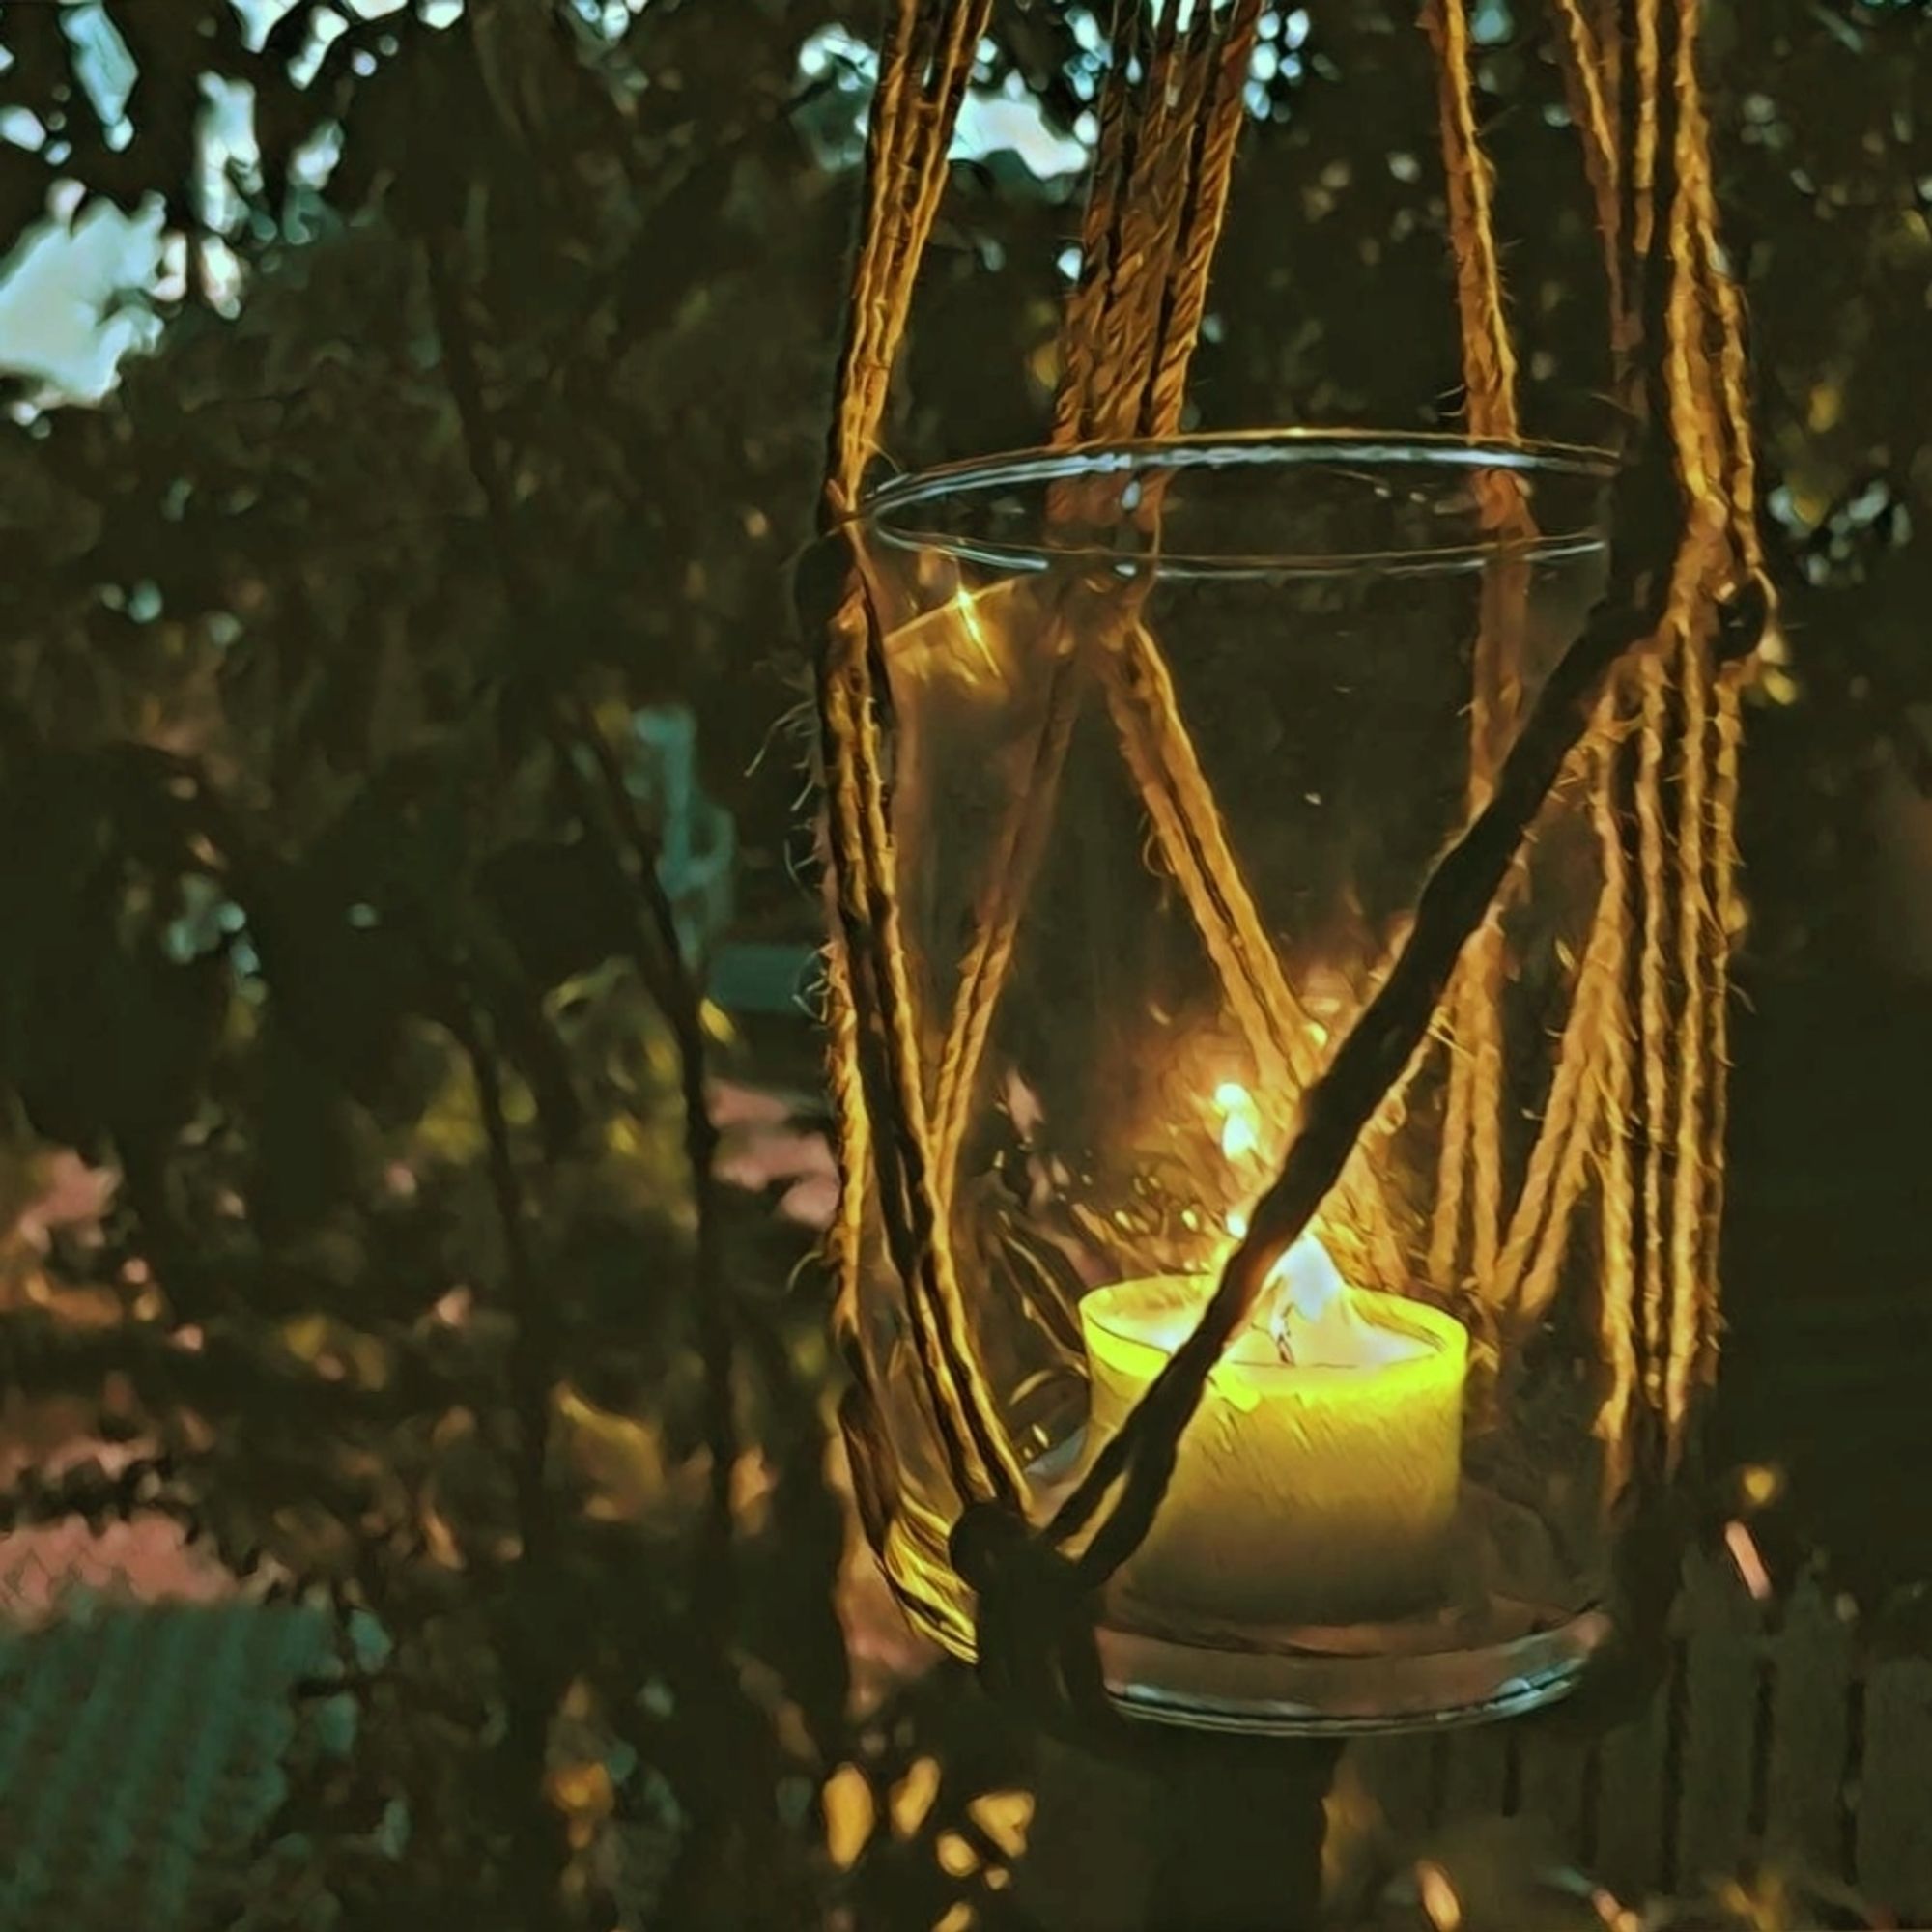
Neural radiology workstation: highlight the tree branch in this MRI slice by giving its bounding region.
[422,226,737,1613]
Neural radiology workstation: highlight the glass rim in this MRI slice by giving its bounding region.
[859,427,1618,582]
[1081,1278,1469,1391]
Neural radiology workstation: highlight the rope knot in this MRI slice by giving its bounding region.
[1715,569,1773,666]
[791,529,859,648]
[953,1503,1118,1739]
[950,1498,1034,1593]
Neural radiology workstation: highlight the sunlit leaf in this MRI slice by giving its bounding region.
[554,1381,668,1521]
[823,1761,874,1872]
[545,1758,614,1853]
[964,1789,1032,1861]
[890,1755,942,1840]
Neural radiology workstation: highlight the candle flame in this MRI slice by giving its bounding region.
[1211,1083,1343,1343]
[1259,1231,1421,1369]
[1208,1080,1411,1367]
[1264,1233,1345,1358]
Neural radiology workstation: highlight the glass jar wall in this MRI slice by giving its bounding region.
[843,433,1621,1731]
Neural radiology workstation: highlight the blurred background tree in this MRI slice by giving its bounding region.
[0,1,1924,1927]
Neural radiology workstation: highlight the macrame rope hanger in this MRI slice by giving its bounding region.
[812,0,1770,1716]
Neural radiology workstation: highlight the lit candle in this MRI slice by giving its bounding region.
[1079,1235,1468,1629]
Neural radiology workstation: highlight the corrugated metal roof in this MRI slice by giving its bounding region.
[0,1603,333,1932]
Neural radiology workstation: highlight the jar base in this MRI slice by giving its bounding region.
[879,1482,1610,1736]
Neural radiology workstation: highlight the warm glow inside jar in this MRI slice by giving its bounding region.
[845,434,1619,1731]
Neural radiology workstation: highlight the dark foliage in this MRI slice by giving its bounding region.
[0,1,1923,1927]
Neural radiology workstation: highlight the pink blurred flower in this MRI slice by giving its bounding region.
[14,1151,118,1251]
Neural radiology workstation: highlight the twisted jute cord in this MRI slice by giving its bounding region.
[1665,597,1716,1437]
[1048,3,1144,447]
[1632,644,1671,1407]
[1081,0,1410,1287]
[1596,0,1623,129]
[1685,0,1772,1391]
[822,609,1023,1506]
[816,0,1024,1509]
[1488,0,1648,1383]
[1497,723,1626,1322]
[1424,0,1528,1300]
[1102,619,1412,1291]
[931,0,1213,1184]
[1548,0,1625,347]
[1592,0,1651,1452]
[1628,0,1661,297]
[1145,0,1266,434]
[818,0,932,1321]
[1493,0,1634,1352]
[1079,2,1215,449]
[1052,0,1190,451]
[1700,668,1746,1389]
[1594,725,1640,1491]
[1047,0,1718,1591]
[819,653,963,1484]
[1615,0,1747,1432]
[1660,9,1719,1428]
[851,595,1032,1509]
[1493,750,1632,1324]
[927,4,1200,1186]
[1644,532,1723,1427]
[1101,9,1406,1290]
[1495,0,1762,1470]
[933,0,1409,1291]
[828,0,921,486]
[1075,578,1417,1278]
[819,0,939,1338]
[1425,0,1523,454]
[1662,0,1767,1429]
[837,0,986,484]
[930,3,1343,1209]
[1620,0,1764,1450]
[946,1,1307,1721]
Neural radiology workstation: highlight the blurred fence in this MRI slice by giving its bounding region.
[1351,1547,1932,1920]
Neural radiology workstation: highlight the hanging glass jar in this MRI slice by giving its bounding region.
[828,429,1689,1733]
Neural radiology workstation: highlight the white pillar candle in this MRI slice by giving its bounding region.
[1079,1236,1468,1629]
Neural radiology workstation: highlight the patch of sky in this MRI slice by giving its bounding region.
[0,186,167,403]
[795,23,1090,183]
[60,3,138,152]
[1471,0,1512,46]
[0,1,361,403]
[164,875,242,966]
[0,106,44,153]
[288,8,350,88]
[567,0,648,38]
[230,0,410,54]
[198,75,261,233]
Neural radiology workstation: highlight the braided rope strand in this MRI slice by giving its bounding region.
[1425,0,1527,1298]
